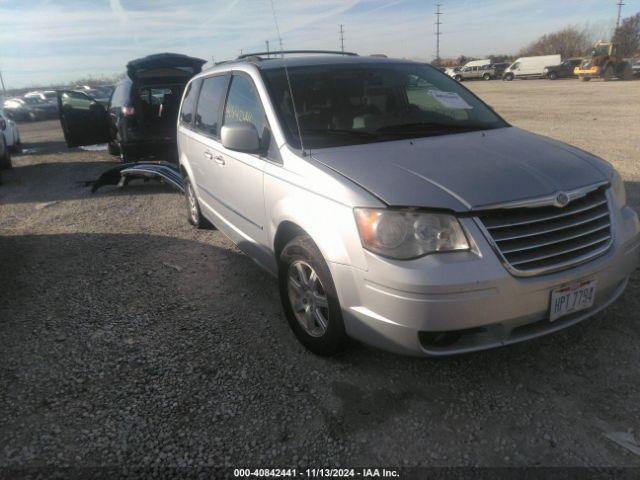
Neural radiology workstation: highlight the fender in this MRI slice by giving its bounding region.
[267,193,368,272]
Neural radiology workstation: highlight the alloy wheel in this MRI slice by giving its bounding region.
[287,260,329,337]
[187,182,199,223]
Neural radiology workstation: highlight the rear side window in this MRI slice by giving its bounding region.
[194,75,227,137]
[223,74,268,144]
[180,79,201,124]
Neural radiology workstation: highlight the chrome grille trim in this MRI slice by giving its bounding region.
[474,186,613,277]
[483,198,608,230]
[500,223,610,254]
[491,210,609,242]
[509,234,611,266]
[473,181,609,211]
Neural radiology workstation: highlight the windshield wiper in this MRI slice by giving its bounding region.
[302,128,381,138]
[375,122,489,134]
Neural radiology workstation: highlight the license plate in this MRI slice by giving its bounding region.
[549,280,597,322]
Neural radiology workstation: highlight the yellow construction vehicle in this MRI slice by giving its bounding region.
[574,41,633,81]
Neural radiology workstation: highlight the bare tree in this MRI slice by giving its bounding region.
[488,54,513,64]
[612,12,640,57]
[518,26,592,58]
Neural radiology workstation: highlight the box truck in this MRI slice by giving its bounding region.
[503,54,561,80]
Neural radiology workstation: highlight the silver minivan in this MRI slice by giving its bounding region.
[177,52,639,357]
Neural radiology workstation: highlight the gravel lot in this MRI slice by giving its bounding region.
[1,79,640,472]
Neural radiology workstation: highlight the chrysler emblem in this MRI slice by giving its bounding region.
[554,192,570,208]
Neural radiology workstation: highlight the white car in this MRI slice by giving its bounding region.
[24,90,57,102]
[0,108,21,152]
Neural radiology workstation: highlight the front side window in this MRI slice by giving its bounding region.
[263,62,508,149]
[223,74,268,145]
[194,75,227,137]
[180,79,201,124]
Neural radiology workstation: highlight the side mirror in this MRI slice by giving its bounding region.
[221,122,261,153]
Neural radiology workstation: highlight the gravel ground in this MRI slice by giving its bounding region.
[1,79,640,472]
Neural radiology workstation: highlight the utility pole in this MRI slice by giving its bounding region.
[616,1,625,28]
[339,24,345,53]
[435,3,443,66]
[265,40,270,58]
[0,69,6,96]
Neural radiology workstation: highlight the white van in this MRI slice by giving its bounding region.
[503,54,561,80]
[463,59,491,69]
[446,59,491,78]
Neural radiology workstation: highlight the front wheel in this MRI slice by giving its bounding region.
[603,65,614,81]
[549,72,558,80]
[454,75,462,82]
[580,76,591,82]
[620,65,633,80]
[482,73,491,81]
[279,236,349,356]
[504,73,514,81]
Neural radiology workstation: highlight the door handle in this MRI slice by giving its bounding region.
[203,151,213,160]
[214,155,226,166]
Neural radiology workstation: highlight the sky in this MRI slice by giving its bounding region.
[0,0,636,88]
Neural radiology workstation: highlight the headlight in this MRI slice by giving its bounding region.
[354,208,470,259]
[611,169,627,207]
[544,68,549,73]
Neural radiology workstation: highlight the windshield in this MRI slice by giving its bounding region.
[22,97,43,105]
[593,44,610,56]
[262,62,508,149]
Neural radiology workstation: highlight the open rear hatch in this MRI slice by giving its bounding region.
[128,53,206,146]
[126,53,206,81]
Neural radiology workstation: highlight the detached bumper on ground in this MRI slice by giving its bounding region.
[333,202,640,357]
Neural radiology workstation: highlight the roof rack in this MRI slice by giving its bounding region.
[237,49,358,60]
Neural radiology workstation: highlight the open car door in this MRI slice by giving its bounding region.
[57,90,111,148]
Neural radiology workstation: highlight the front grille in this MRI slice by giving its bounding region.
[477,188,612,275]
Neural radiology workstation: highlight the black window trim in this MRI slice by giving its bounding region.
[222,70,279,163]
[190,73,230,138]
[179,77,202,131]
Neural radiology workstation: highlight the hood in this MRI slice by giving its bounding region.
[126,53,206,81]
[310,127,611,212]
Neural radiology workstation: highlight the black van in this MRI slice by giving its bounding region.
[58,53,206,162]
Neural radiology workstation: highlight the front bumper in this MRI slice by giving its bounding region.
[575,66,601,78]
[331,203,640,357]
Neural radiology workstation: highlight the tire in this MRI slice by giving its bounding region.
[119,142,133,163]
[184,176,213,229]
[107,140,120,156]
[504,73,514,81]
[580,76,591,82]
[549,72,558,80]
[454,75,462,82]
[0,137,12,170]
[603,65,614,81]
[482,73,491,81]
[279,235,349,356]
[620,65,633,80]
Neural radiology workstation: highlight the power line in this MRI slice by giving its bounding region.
[616,1,625,28]
[339,24,345,53]
[435,3,443,66]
